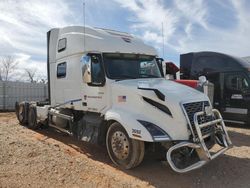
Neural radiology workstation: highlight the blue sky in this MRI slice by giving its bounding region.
[0,0,250,79]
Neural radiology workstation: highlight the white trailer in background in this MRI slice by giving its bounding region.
[16,26,232,173]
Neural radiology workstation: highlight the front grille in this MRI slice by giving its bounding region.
[183,101,214,139]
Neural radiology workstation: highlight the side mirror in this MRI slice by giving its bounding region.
[156,58,164,77]
[165,62,179,79]
[81,55,92,83]
[198,76,207,86]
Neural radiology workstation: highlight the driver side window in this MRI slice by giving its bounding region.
[90,54,105,86]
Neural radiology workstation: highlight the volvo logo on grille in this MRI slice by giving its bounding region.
[201,101,213,116]
[204,105,213,116]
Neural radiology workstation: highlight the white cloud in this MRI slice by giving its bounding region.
[0,0,250,72]
[9,53,47,82]
[231,0,250,33]
[174,0,208,30]
[175,1,250,57]
[0,0,74,78]
[142,31,162,44]
[115,0,250,60]
[114,0,210,58]
[114,0,178,42]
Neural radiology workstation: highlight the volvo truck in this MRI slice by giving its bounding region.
[15,26,232,173]
[180,51,250,125]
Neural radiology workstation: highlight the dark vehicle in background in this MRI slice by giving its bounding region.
[243,56,250,63]
[180,51,250,125]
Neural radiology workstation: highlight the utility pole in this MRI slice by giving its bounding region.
[162,22,165,58]
[83,1,86,51]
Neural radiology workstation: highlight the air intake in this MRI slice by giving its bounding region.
[143,97,172,117]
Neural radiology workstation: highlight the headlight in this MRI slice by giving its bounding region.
[138,120,171,141]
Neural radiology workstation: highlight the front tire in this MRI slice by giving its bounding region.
[106,122,144,169]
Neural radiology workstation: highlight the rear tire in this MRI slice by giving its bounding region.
[106,122,144,169]
[17,102,28,125]
[28,105,39,130]
[15,102,19,119]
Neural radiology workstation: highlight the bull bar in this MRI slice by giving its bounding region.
[166,109,232,173]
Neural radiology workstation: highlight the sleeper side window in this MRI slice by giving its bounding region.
[58,38,67,52]
[57,62,67,78]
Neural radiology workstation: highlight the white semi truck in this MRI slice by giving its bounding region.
[15,26,232,173]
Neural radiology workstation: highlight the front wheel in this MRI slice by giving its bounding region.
[106,122,144,169]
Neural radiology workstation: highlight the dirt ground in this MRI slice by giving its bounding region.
[0,113,249,188]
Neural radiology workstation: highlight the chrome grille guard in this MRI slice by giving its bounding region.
[166,109,232,173]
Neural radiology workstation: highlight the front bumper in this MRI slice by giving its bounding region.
[166,109,232,173]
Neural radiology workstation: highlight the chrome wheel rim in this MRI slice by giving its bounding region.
[111,131,129,160]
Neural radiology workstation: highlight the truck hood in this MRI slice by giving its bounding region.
[111,78,208,104]
[109,78,210,141]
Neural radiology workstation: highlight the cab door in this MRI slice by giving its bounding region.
[81,53,107,113]
[222,72,250,124]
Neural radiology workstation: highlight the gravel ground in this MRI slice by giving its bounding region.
[0,112,250,188]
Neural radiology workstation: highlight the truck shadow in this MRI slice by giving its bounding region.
[225,122,250,129]
[35,126,111,164]
[35,126,250,188]
[125,154,250,188]
[228,130,250,147]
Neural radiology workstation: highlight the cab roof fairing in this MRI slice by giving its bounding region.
[50,26,158,57]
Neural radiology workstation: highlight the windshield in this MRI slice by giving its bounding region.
[103,53,162,80]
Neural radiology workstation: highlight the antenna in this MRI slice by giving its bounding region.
[162,22,164,58]
[83,1,86,51]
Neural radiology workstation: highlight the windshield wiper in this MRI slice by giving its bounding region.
[140,74,160,78]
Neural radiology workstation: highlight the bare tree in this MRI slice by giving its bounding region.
[25,68,37,83]
[35,72,47,84]
[39,78,47,84]
[0,56,19,81]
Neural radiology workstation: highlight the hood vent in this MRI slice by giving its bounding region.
[143,97,172,117]
[138,87,165,101]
